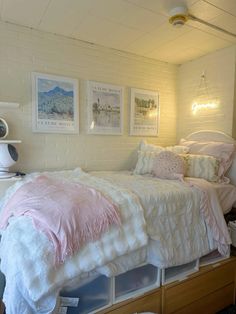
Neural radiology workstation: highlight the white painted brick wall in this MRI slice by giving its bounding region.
[177,46,236,141]
[0,22,178,173]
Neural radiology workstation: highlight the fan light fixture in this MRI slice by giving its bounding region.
[169,5,236,38]
[169,6,188,28]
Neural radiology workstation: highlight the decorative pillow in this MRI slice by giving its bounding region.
[180,154,220,182]
[180,139,235,182]
[165,145,189,154]
[139,140,164,153]
[152,151,186,180]
[133,151,158,175]
[140,140,189,154]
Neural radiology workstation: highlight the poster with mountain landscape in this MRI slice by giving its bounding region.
[32,72,79,133]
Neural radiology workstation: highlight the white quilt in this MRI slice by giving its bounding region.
[93,171,230,270]
[0,169,231,313]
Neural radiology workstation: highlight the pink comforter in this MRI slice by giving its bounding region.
[0,175,121,264]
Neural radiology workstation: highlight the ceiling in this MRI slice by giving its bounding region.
[0,0,235,64]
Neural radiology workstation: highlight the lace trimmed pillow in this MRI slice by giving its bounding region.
[180,154,220,182]
[134,142,189,175]
[152,151,186,180]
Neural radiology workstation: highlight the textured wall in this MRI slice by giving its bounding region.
[177,46,236,141]
[0,22,178,173]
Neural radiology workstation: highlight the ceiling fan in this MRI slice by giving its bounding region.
[168,5,236,38]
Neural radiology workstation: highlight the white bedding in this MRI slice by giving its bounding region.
[92,171,230,267]
[0,168,231,313]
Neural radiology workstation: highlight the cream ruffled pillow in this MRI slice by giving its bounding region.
[134,151,158,175]
[140,140,189,154]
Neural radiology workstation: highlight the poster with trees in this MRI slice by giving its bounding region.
[87,81,124,135]
[130,88,159,136]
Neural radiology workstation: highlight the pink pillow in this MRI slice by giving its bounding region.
[153,151,186,180]
[180,139,235,182]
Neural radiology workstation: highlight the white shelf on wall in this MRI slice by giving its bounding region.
[0,140,21,143]
[0,102,20,108]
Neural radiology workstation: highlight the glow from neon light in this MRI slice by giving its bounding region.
[192,102,218,114]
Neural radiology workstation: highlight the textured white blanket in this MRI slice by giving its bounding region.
[92,171,230,269]
[0,169,147,313]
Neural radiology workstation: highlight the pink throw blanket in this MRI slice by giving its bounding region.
[0,176,121,264]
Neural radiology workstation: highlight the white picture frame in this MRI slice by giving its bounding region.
[87,81,124,135]
[130,88,159,136]
[32,72,79,134]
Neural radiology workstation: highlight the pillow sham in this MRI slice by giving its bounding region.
[140,140,189,154]
[139,140,164,153]
[180,139,235,182]
[180,153,220,182]
[165,145,189,154]
[153,151,185,180]
[135,142,189,175]
[133,150,158,175]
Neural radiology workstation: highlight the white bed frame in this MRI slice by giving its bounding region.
[185,130,236,185]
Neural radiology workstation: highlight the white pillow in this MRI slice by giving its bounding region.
[165,145,189,154]
[140,140,189,154]
[135,141,189,175]
[134,151,158,175]
[139,140,164,153]
[180,139,235,182]
[180,153,220,182]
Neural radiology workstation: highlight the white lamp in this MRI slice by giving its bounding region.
[0,143,19,178]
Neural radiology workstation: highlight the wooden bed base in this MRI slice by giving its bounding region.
[98,256,236,314]
[1,257,235,313]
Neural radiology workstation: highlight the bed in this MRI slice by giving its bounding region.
[0,130,236,314]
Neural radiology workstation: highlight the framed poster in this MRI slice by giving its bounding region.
[87,81,124,135]
[32,72,79,134]
[130,88,159,136]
